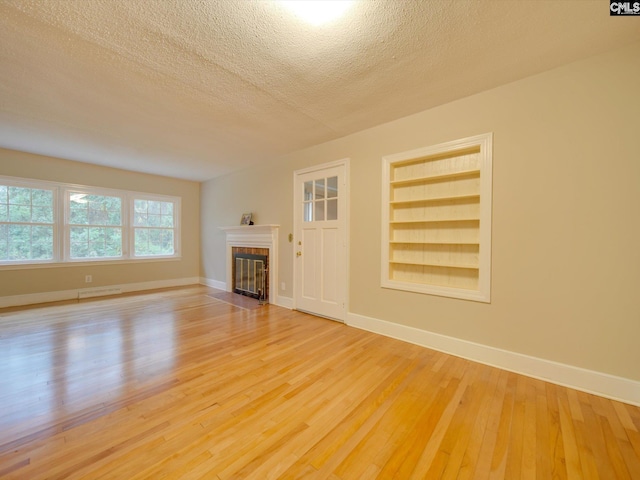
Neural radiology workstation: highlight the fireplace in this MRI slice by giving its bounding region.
[232,248,268,302]
[220,225,279,306]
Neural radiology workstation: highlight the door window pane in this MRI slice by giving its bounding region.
[327,199,338,220]
[315,179,325,200]
[327,176,338,198]
[304,202,312,222]
[302,176,338,223]
[304,181,313,201]
[315,200,325,221]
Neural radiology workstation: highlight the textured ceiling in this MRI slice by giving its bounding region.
[1,0,639,181]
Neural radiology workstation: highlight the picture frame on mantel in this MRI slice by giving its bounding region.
[240,213,253,225]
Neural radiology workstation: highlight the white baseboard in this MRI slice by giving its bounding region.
[199,277,227,290]
[0,277,201,309]
[276,295,294,309]
[346,311,640,407]
[120,277,201,294]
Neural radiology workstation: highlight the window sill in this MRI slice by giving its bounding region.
[0,256,181,271]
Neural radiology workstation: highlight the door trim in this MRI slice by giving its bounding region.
[292,158,350,321]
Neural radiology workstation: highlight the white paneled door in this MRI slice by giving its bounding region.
[293,160,348,322]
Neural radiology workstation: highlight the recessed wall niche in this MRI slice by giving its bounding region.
[381,133,493,303]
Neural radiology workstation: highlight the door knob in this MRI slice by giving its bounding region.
[296,251,302,257]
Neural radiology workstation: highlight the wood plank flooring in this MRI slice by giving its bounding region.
[0,286,639,479]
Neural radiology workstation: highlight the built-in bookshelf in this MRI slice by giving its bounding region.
[381,133,492,302]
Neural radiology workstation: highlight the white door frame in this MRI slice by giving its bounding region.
[292,158,350,321]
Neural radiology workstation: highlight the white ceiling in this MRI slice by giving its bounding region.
[1,0,638,181]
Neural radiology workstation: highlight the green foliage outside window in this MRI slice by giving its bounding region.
[0,185,55,261]
[133,199,175,256]
[68,193,123,259]
[1,179,179,265]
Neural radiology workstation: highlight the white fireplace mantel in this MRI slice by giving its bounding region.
[219,225,279,304]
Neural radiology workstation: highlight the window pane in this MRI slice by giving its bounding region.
[148,201,161,214]
[327,176,338,198]
[69,193,121,226]
[149,229,162,251]
[135,228,173,256]
[8,225,30,260]
[315,179,325,200]
[135,199,147,213]
[32,206,53,223]
[105,229,122,257]
[9,205,31,222]
[133,199,173,228]
[71,227,88,243]
[70,204,88,224]
[0,225,7,259]
[327,199,338,220]
[0,225,53,261]
[315,200,325,221]
[304,181,313,202]
[70,226,121,259]
[9,241,30,260]
[134,211,147,227]
[304,202,312,222]
[161,214,174,227]
[135,228,149,255]
[109,211,121,225]
[148,214,161,227]
[162,230,174,254]
[132,198,176,256]
[70,241,88,258]
[161,203,173,215]
[8,187,31,205]
[32,189,52,206]
[88,208,107,225]
[32,226,54,259]
[0,185,54,262]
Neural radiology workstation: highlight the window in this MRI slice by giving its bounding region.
[68,191,123,259]
[381,133,492,302]
[303,175,338,222]
[0,182,55,263]
[0,176,180,267]
[133,198,176,257]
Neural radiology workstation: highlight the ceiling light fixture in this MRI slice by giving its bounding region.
[279,0,353,26]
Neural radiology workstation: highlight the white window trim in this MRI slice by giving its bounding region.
[130,193,181,259]
[63,185,127,262]
[0,176,58,267]
[0,175,181,269]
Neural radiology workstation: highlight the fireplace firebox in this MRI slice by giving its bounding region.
[232,248,268,303]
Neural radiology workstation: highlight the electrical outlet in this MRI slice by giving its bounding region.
[281,282,286,290]
[85,275,92,283]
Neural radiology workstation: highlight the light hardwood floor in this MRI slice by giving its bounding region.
[0,286,639,479]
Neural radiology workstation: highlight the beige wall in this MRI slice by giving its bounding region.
[201,42,640,381]
[0,149,200,296]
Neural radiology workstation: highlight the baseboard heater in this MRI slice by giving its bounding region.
[78,287,123,300]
